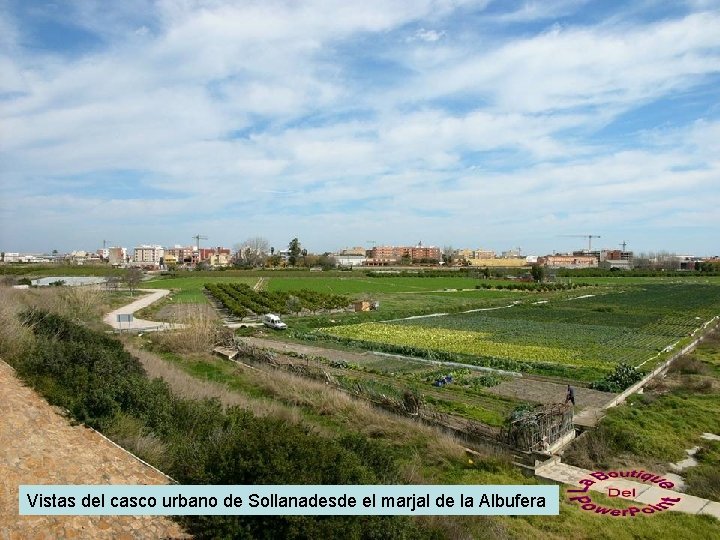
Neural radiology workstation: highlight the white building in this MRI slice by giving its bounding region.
[334,247,367,267]
[335,253,367,266]
[107,247,128,265]
[133,245,164,265]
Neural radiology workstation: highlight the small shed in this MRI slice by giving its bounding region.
[353,300,371,312]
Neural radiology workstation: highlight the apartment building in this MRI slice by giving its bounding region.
[133,245,164,265]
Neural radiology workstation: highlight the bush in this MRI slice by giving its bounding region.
[14,310,432,539]
[590,363,643,393]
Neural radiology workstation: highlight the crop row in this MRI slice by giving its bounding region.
[205,283,350,318]
[318,323,615,370]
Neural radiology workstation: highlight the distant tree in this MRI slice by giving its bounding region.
[267,255,282,268]
[531,264,545,283]
[481,267,491,279]
[303,254,320,268]
[105,275,122,291]
[442,246,455,265]
[288,238,302,266]
[318,254,336,270]
[237,237,269,267]
[286,295,302,316]
[124,267,143,296]
[270,246,275,256]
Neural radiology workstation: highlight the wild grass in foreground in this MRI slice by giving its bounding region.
[1,287,717,539]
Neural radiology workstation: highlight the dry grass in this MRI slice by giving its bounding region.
[104,413,169,466]
[125,344,303,426]
[670,355,711,375]
[0,288,35,361]
[3,285,110,322]
[153,304,230,354]
[220,356,469,463]
[419,515,511,540]
[125,340,470,467]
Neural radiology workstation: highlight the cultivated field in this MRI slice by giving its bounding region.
[318,283,720,381]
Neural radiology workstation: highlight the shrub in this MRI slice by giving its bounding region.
[590,363,643,393]
[14,310,431,539]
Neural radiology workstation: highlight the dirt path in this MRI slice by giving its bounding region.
[252,277,266,292]
[0,360,187,539]
[536,457,720,519]
[486,378,615,413]
[103,289,181,332]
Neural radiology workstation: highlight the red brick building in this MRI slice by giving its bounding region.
[367,244,441,264]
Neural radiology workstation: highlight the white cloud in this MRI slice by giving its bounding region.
[0,1,718,254]
[410,28,446,42]
[410,12,720,114]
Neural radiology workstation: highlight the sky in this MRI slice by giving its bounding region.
[1,0,719,256]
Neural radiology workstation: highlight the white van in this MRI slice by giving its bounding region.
[262,313,287,330]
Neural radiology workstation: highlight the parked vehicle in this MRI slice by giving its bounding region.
[262,313,287,330]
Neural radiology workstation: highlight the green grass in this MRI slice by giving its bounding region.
[316,283,720,379]
[0,264,126,277]
[143,276,258,302]
[136,336,720,538]
[106,290,149,309]
[564,331,720,501]
[267,276,486,294]
[149,342,720,538]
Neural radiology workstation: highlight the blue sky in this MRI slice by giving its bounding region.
[1,0,719,255]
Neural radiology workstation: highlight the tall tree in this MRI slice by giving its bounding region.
[238,237,270,267]
[288,238,301,266]
[124,267,143,296]
[531,263,545,283]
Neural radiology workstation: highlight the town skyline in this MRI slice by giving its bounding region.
[3,235,716,260]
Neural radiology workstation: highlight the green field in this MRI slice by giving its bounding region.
[140,274,720,383]
[317,283,720,380]
[145,274,525,314]
[143,276,258,302]
[266,276,486,294]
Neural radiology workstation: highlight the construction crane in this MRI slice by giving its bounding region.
[192,234,208,251]
[560,234,601,252]
[620,240,628,251]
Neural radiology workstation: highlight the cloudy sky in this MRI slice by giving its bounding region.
[1,0,719,255]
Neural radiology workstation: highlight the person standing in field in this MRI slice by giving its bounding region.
[565,385,575,406]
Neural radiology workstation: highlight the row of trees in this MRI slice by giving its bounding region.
[232,237,336,269]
